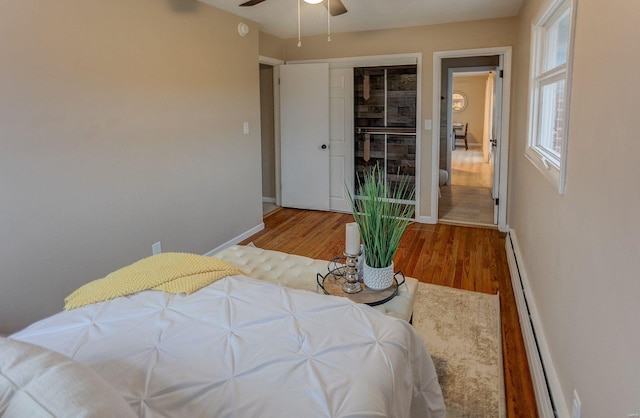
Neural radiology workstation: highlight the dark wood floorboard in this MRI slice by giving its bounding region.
[241,208,537,417]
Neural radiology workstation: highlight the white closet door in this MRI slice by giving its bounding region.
[329,68,354,213]
[280,63,330,211]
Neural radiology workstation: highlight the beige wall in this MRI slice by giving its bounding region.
[0,0,263,334]
[452,75,487,148]
[509,0,640,415]
[283,18,518,217]
[259,31,286,60]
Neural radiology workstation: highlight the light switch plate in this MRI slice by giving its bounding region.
[424,119,432,130]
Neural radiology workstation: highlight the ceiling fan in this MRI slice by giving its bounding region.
[239,0,348,16]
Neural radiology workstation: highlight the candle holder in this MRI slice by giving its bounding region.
[342,251,363,294]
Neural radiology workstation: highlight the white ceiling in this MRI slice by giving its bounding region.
[198,0,524,39]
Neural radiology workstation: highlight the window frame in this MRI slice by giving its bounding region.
[526,0,577,194]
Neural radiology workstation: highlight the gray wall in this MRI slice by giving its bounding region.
[0,0,263,334]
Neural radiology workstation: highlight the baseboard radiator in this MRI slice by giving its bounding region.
[505,230,569,418]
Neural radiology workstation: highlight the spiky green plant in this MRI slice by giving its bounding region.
[346,164,415,268]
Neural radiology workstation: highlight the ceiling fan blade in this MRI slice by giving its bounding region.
[239,0,267,6]
[323,0,348,16]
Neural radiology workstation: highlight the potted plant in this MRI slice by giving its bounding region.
[346,164,415,290]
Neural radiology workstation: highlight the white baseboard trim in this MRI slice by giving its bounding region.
[505,229,569,418]
[262,197,276,204]
[204,223,265,257]
[417,215,437,224]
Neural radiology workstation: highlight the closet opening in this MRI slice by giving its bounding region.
[353,65,417,209]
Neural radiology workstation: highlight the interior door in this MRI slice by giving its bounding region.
[329,68,354,212]
[488,71,497,193]
[446,69,455,183]
[489,67,503,223]
[280,63,330,210]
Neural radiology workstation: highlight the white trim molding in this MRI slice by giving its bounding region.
[506,229,570,418]
[287,53,419,69]
[204,223,265,257]
[259,55,285,66]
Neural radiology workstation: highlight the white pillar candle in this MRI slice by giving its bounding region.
[345,222,361,255]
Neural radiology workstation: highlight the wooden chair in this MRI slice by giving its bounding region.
[455,122,469,150]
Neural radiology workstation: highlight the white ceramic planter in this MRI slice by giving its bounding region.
[363,261,395,290]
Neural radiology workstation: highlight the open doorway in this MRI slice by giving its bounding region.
[258,57,284,217]
[432,48,512,231]
[439,70,495,225]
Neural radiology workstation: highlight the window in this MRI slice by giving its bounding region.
[526,0,576,193]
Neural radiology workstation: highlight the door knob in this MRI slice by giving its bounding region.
[321,144,327,149]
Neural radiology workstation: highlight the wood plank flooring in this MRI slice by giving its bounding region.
[439,185,495,225]
[451,148,492,188]
[440,148,496,226]
[241,208,538,417]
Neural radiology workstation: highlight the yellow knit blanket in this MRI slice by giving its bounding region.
[64,253,244,310]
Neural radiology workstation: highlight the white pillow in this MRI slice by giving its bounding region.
[0,337,137,417]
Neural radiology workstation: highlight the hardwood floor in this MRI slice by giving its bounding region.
[241,208,538,417]
[439,185,495,226]
[439,148,496,226]
[451,148,491,188]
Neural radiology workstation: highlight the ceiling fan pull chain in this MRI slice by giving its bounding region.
[297,0,302,47]
[327,0,331,42]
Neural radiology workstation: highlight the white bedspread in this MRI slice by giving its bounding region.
[11,275,445,418]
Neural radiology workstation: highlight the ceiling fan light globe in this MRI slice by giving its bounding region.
[304,0,323,4]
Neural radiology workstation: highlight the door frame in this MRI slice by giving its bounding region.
[259,55,284,207]
[431,47,512,232]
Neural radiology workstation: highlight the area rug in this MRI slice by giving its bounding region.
[412,282,505,418]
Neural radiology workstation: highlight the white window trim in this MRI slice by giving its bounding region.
[525,0,577,194]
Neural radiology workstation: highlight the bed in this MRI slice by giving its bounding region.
[5,254,445,417]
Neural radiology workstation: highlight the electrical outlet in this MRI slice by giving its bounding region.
[571,390,581,418]
[243,121,250,134]
[152,241,162,255]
